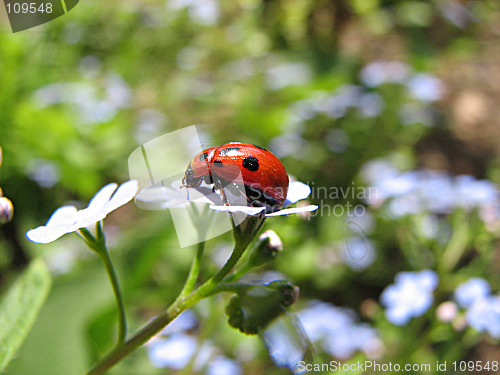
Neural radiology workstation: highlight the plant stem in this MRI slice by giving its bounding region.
[177,240,205,299]
[77,227,127,346]
[97,247,127,345]
[86,241,249,375]
[439,215,469,272]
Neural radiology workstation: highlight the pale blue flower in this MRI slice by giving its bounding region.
[455,176,497,209]
[148,333,197,369]
[407,73,445,102]
[206,356,242,375]
[380,270,438,325]
[357,93,384,118]
[161,310,198,335]
[324,323,379,360]
[342,237,375,270]
[361,159,399,187]
[262,320,307,371]
[270,133,306,158]
[362,162,499,218]
[324,95,348,118]
[25,158,61,188]
[419,214,439,239]
[267,63,312,90]
[438,0,473,28]
[417,172,456,213]
[298,301,380,359]
[455,278,491,308]
[466,296,500,338]
[33,74,131,125]
[325,129,349,153]
[387,193,422,217]
[169,0,220,25]
[359,61,410,87]
[135,108,168,144]
[377,171,418,198]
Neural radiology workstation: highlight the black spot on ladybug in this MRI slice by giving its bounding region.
[219,147,241,156]
[242,156,259,171]
[199,152,208,161]
[213,160,224,167]
[251,144,268,151]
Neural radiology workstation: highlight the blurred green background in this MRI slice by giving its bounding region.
[1,0,500,374]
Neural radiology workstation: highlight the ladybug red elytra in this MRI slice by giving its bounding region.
[182,142,289,212]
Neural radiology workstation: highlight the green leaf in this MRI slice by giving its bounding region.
[0,258,52,372]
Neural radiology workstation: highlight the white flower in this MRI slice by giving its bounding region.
[26,181,138,244]
[209,181,318,217]
[135,179,215,210]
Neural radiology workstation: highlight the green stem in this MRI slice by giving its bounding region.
[97,246,127,345]
[86,241,249,375]
[77,227,127,346]
[439,215,469,272]
[177,241,205,300]
[223,262,252,283]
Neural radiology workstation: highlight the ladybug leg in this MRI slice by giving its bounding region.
[220,187,230,206]
[212,180,229,206]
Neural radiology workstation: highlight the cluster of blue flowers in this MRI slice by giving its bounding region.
[362,159,498,221]
[269,60,444,160]
[380,272,500,339]
[298,301,381,359]
[147,310,243,374]
[380,270,438,326]
[33,71,131,125]
[455,278,500,338]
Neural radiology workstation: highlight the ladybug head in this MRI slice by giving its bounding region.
[182,166,201,188]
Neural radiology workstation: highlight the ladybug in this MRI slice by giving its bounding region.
[182,142,289,213]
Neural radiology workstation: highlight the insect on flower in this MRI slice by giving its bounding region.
[182,142,289,213]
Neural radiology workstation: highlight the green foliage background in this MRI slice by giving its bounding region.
[0,0,500,374]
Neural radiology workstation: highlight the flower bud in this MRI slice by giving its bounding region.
[0,197,14,224]
[247,230,283,268]
[259,230,283,252]
[436,301,458,323]
[225,280,299,335]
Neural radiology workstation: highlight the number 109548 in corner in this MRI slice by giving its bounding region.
[5,2,53,14]
[452,361,498,372]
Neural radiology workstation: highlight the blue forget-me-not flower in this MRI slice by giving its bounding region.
[380,270,439,325]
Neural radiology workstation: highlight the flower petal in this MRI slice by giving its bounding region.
[44,206,78,227]
[209,205,266,215]
[26,224,74,244]
[104,180,139,213]
[137,185,191,209]
[86,183,118,212]
[284,181,312,206]
[74,208,107,229]
[25,206,80,243]
[265,205,318,217]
